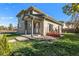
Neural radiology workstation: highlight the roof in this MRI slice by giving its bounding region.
[16,6,62,25]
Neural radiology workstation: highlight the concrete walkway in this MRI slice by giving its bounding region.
[22,35,57,40]
[8,39,16,43]
[15,36,29,41]
[8,35,57,43]
[8,36,29,43]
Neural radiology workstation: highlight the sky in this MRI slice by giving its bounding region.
[0,3,71,27]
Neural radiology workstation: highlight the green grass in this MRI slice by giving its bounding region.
[0,33,21,40]
[8,33,79,56]
[1,33,79,56]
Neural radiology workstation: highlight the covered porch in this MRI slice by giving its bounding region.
[24,15,44,36]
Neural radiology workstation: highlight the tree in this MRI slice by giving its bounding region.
[0,26,5,30]
[62,3,79,32]
[8,24,13,30]
[63,3,79,15]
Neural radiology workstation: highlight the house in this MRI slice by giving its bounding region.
[62,21,75,33]
[16,6,62,36]
[62,22,74,29]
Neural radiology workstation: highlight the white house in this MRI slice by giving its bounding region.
[16,6,62,36]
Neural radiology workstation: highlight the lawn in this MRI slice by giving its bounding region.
[0,33,21,40]
[0,33,79,56]
[9,33,79,56]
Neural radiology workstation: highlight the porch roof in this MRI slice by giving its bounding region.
[16,6,62,25]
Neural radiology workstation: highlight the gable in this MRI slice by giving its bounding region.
[16,6,62,25]
[25,6,42,15]
[32,11,39,14]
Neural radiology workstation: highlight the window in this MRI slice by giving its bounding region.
[49,24,53,32]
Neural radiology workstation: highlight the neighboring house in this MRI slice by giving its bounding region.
[16,6,62,36]
[62,22,74,29]
[62,21,75,33]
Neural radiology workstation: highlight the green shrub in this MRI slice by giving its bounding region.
[0,34,11,56]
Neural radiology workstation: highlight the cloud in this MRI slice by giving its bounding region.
[4,6,15,10]
[0,16,17,27]
[0,16,14,20]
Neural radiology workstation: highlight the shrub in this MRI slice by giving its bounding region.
[46,32,60,37]
[0,34,11,56]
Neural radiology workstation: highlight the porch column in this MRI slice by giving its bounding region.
[58,26,62,34]
[31,18,33,37]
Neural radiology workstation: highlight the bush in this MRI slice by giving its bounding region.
[46,32,60,37]
[0,34,11,56]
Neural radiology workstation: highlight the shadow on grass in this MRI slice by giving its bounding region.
[6,33,21,37]
[60,33,79,41]
[11,41,79,56]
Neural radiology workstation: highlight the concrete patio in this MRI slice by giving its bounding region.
[8,35,57,42]
[16,35,57,41]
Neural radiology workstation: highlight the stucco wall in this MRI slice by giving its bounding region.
[17,15,25,34]
[43,19,62,36]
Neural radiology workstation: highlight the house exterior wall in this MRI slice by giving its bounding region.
[18,17,62,35]
[43,19,62,36]
[17,15,25,34]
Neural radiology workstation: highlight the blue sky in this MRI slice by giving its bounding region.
[0,3,71,27]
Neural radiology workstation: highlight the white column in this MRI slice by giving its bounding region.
[31,18,33,37]
[43,19,45,36]
[59,26,62,34]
